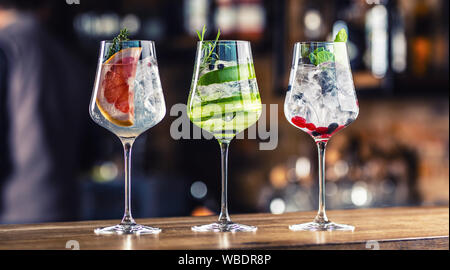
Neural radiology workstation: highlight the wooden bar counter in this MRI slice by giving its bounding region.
[0,207,448,250]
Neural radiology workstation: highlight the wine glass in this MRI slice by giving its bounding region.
[89,40,166,234]
[187,40,262,232]
[284,42,359,231]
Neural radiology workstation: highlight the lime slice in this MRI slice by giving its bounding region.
[334,29,348,42]
[197,63,256,86]
[333,29,349,67]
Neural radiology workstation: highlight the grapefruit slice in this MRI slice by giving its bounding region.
[96,47,142,127]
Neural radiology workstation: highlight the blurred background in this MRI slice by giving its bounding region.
[0,0,448,224]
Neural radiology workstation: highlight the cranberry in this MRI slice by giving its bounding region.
[291,116,306,128]
[305,123,316,131]
[315,127,329,134]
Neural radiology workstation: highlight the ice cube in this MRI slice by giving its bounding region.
[338,91,358,112]
[336,63,355,96]
[316,62,337,95]
[304,103,320,125]
[301,81,321,101]
[294,65,322,101]
[132,57,165,124]
[323,91,339,110]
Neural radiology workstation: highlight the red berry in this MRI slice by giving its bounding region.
[305,123,316,131]
[291,116,306,128]
[315,127,329,134]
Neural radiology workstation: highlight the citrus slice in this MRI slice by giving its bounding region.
[96,47,142,127]
[334,28,348,42]
[197,63,256,86]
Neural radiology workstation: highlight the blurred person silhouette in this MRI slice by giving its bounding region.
[0,1,94,223]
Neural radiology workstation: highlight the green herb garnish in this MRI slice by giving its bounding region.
[106,28,130,60]
[308,28,348,65]
[309,47,335,66]
[197,25,221,68]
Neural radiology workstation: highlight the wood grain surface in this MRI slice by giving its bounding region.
[0,207,448,250]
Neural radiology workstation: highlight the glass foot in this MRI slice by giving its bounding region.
[94,223,161,235]
[192,222,257,232]
[289,221,354,231]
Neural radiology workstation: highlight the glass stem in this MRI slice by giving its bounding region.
[218,140,231,224]
[314,140,329,224]
[121,138,136,226]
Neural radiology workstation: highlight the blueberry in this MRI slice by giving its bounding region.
[287,85,292,91]
[311,131,321,137]
[345,118,354,126]
[318,69,337,95]
[208,64,215,70]
[217,63,225,70]
[327,123,339,134]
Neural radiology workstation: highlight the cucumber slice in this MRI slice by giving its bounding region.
[197,63,256,86]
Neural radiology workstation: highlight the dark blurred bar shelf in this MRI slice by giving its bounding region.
[0,207,448,250]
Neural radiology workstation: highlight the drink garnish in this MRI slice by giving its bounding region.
[334,28,348,42]
[197,25,221,68]
[105,28,131,61]
[309,47,335,66]
[309,28,348,66]
[197,63,256,86]
[96,47,141,127]
[292,116,347,138]
[195,26,256,86]
[96,28,141,127]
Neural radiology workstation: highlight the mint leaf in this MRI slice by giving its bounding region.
[309,47,334,65]
[316,50,335,64]
[334,28,348,42]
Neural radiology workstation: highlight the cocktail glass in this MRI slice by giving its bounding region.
[187,40,262,232]
[89,40,166,234]
[284,42,359,231]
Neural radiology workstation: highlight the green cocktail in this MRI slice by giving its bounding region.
[188,61,261,141]
[187,37,261,232]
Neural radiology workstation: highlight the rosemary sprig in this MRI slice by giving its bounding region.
[106,28,130,60]
[196,26,221,68]
[196,25,207,41]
